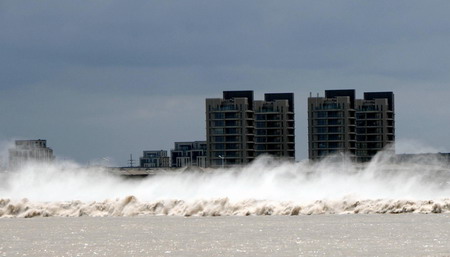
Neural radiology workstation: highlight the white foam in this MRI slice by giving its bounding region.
[0,152,449,217]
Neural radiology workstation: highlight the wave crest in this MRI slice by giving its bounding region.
[1,197,449,218]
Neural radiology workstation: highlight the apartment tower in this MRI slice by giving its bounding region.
[355,92,395,162]
[254,93,295,159]
[308,90,394,162]
[206,91,295,167]
[308,90,357,160]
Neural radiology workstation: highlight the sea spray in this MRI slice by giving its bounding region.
[0,153,449,217]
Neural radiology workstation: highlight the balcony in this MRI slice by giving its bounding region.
[211,105,238,111]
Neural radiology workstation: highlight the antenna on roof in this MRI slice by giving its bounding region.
[128,154,134,168]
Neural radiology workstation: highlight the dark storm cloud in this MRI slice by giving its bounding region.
[3,1,450,85]
[1,0,450,164]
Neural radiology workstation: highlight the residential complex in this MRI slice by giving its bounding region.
[134,89,394,168]
[139,150,170,168]
[9,139,54,168]
[4,89,398,170]
[170,141,207,168]
[206,91,295,168]
[308,90,394,162]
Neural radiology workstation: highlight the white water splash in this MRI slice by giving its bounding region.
[0,152,449,217]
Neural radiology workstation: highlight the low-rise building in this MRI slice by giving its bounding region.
[139,150,170,168]
[9,139,54,168]
[395,153,450,164]
[170,141,207,168]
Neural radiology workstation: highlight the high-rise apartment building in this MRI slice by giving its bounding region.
[355,92,395,162]
[9,139,54,168]
[254,93,295,159]
[308,90,357,160]
[206,91,254,167]
[206,91,294,167]
[308,90,394,162]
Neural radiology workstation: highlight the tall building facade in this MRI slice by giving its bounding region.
[254,93,295,159]
[355,92,395,162]
[170,141,207,168]
[308,90,394,162]
[206,91,294,167]
[9,139,54,168]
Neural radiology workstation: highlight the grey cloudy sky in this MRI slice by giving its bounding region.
[1,0,450,166]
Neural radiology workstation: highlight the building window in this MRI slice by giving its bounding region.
[214,113,224,119]
[316,127,327,133]
[214,144,225,150]
[256,122,265,128]
[317,135,327,141]
[212,128,224,134]
[256,114,265,120]
[214,136,225,142]
[213,121,225,126]
[316,111,327,118]
[316,120,326,126]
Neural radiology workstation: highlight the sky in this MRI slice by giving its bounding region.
[1,0,450,166]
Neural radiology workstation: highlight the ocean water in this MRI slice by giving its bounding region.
[1,215,450,256]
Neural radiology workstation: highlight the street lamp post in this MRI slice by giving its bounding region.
[218,155,225,168]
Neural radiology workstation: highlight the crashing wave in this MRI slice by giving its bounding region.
[1,196,449,218]
[1,153,450,218]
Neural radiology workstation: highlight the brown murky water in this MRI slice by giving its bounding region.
[1,214,450,256]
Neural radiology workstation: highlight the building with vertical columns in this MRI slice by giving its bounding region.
[254,93,295,159]
[355,92,395,162]
[139,150,170,168]
[308,90,394,162]
[170,141,207,168]
[308,90,357,160]
[206,91,255,167]
[206,91,295,168]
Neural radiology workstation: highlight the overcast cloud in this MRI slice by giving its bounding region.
[1,0,450,166]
